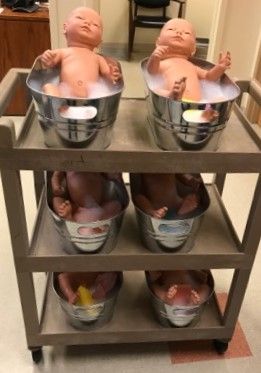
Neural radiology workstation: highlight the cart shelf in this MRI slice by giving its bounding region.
[20,184,245,272]
[0,98,260,173]
[36,272,227,347]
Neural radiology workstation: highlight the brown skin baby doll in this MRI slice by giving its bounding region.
[58,272,118,304]
[41,7,121,98]
[51,171,122,225]
[132,173,202,219]
[148,270,210,306]
[147,18,231,102]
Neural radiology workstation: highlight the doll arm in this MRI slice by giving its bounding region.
[147,45,169,74]
[197,51,231,81]
[176,173,202,191]
[41,48,64,68]
[51,171,66,196]
[98,55,122,84]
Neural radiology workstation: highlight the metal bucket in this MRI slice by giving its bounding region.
[53,272,123,330]
[146,270,214,327]
[26,57,124,148]
[130,173,210,253]
[46,172,129,254]
[141,58,240,151]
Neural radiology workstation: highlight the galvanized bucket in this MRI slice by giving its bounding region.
[141,57,240,151]
[53,272,123,330]
[46,172,129,254]
[146,270,214,327]
[130,173,210,253]
[26,57,124,148]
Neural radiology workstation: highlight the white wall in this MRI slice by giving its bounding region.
[49,0,261,79]
[212,0,261,79]
[50,0,215,47]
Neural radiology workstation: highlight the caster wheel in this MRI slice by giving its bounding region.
[31,348,43,363]
[213,339,229,354]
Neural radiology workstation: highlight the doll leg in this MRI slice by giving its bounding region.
[100,200,122,219]
[177,193,198,215]
[42,83,61,97]
[92,272,118,300]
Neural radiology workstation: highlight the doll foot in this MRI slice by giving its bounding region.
[167,284,201,306]
[202,104,219,122]
[170,77,187,100]
[57,200,73,219]
[151,206,168,219]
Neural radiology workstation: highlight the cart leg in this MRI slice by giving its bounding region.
[213,339,229,354]
[29,347,43,364]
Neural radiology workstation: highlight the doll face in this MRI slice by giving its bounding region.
[64,7,103,48]
[157,19,196,56]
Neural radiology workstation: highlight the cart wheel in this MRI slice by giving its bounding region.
[30,348,43,363]
[213,339,229,354]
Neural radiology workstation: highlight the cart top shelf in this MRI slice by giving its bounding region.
[0,72,260,172]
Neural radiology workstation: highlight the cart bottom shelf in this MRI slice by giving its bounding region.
[28,272,234,347]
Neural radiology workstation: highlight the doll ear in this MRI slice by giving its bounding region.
[191,47,196,57]
[63,22,68,35]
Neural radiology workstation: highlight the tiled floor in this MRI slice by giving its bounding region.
[0,51,260,372]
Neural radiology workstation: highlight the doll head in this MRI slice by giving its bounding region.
[157,18,196,58]
[63,7,103,49]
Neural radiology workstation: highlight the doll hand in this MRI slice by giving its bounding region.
[41,49,59,68]
[151,45,169,60]
[108,63,122,84]
[218,51,231,70]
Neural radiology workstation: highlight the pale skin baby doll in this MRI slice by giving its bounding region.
[41,7,121,98]
[58,272,118,304]
[51,171,122,226]
[133,173,202,219]
[148,270,210,306]
[147,18,231,102]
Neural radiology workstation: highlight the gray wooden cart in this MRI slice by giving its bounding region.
[0,69,260,363]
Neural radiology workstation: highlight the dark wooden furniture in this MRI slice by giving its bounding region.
[0,6,50,114]
[128,0,186,59]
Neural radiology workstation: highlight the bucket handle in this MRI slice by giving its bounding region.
[59,106,98,120]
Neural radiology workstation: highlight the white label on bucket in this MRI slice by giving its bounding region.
[183,109,211,123]
[152,218,194,249]
[158,219,193,236]
[60,106,97,120]
[164,304,198,327]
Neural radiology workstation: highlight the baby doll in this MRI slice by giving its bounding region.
[148,270,210,306]
[58,271,118,304]
[51,171,122,225]
[132,173,202,219]
[147,18,231,102]
[41,7,121,98]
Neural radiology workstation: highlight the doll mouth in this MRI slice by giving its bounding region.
[172,36,183,42]
[81,26,91,32]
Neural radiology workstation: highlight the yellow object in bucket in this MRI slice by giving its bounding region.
[77,285,94,306]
